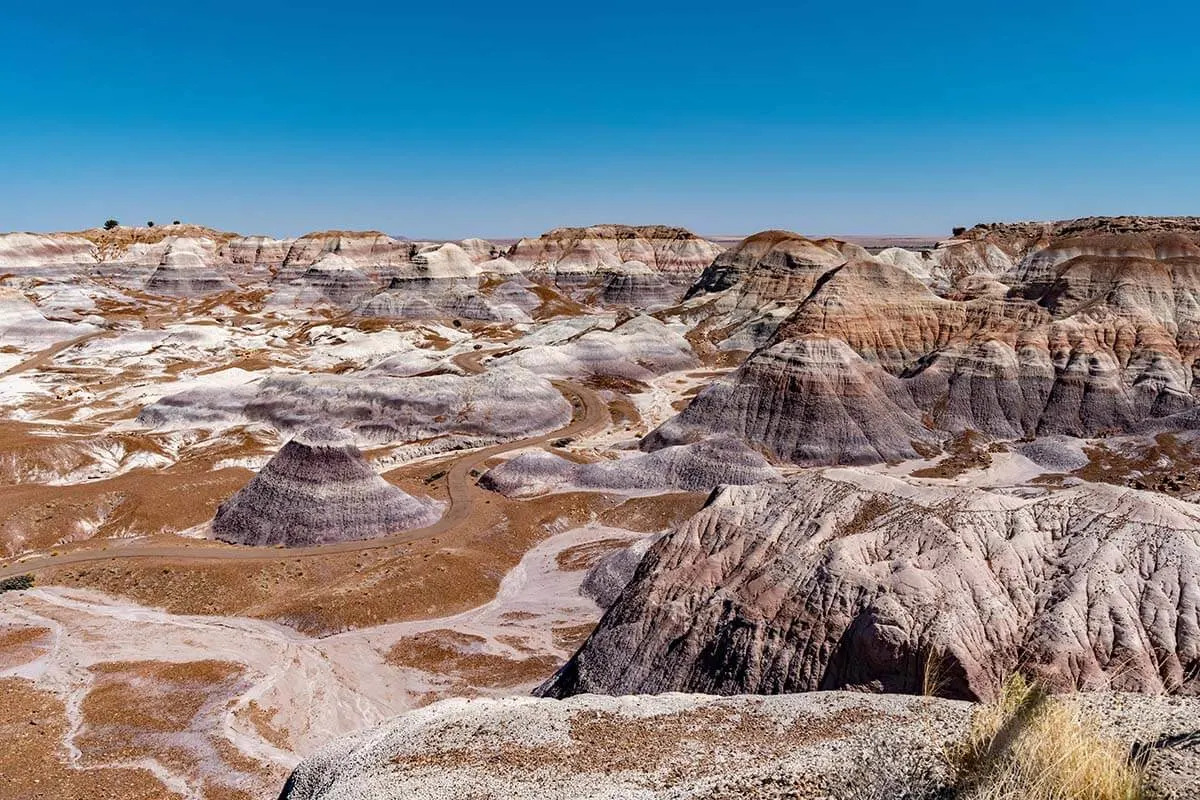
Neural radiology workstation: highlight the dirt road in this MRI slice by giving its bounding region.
[0,379,608,580]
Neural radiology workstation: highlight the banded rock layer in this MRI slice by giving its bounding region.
[213,426,441,546]
[481,435,779,497]
[538,469,1200,701]
[507,225,724,302]
[138,368,573,445]
[655,220,1200,465]
[143,238,236,296]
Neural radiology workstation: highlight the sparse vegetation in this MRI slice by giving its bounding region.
[1077,433,1200,496]
[945,675,1147,800]
[103,219,119,230]
[0,574,34,593]
[911,430,996,479]
[146,220,155,228]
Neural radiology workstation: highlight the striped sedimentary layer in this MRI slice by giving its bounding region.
[539,468,1200,700]
[212,426,441,546]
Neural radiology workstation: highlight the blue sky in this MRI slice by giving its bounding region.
[3,1,1198,238]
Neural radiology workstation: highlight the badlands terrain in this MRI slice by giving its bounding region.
[1,217,1200,798]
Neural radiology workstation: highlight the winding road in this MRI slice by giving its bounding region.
[0,347,608,580]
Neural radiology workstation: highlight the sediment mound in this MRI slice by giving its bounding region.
[507,224,724,287]
[685,229,867,300]
[281,230,417,272]
[212,426,441,546]
[223,235,294,267]
[355,278,532,323]
[0,232,98,272]
[481,435,778,497]
[143,238,236,295]
[497,314,695,380]
[598,261,677,308]
[293,253,377,306]
[0,289,99,351]
[138,367,572,444]
[539,469,1200,701]
[646,336,939,464]
[651,222,1200,462]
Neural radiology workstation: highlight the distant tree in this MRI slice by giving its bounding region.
[103,219,119,230]
[952,226,967,236]
[146,220,155,228]
[173,219,181,225]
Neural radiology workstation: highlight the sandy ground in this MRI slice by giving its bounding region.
[0,522,651,799]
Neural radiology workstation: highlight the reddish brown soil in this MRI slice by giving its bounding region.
[0,677,183,800]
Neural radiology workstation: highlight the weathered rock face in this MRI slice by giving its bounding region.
[497,314,696,380]
[143,238,236,296]
[654,219,1200,464]
[481,435,779,497]
[0,232,98,272]
[686,229,868,301]
[277,691,973,800]
[137,367,573,444]
[289,253,377,306]
[507,224,724,288]
[598,261,677,309]
[212,426,441,547]
[538,469,1200,701]
[277,689,1200,800]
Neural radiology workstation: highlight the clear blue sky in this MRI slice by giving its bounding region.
[4,1,1198,238]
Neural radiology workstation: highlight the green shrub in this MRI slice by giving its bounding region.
[0,574,34,593]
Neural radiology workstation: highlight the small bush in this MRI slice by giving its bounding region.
[172,219,181,225]
[952,226,967,236]
[147,220,155,227]
[103,219,119,230]
[0,574,34,593]
[947,675,1146,800]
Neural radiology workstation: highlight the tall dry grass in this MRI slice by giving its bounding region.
[947,674,1147,800]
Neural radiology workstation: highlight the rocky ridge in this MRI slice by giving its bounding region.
[539,468,1200,701]
[654,218,1200,464]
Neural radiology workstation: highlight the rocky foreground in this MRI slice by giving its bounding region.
[278,691,1200,800]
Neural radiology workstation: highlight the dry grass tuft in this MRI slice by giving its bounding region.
[948,675,1146,800]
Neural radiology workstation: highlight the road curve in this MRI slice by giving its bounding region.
[2,329,112,376]
[0,379,608,580]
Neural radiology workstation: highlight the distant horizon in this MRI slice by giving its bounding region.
[13,214,1198,245]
